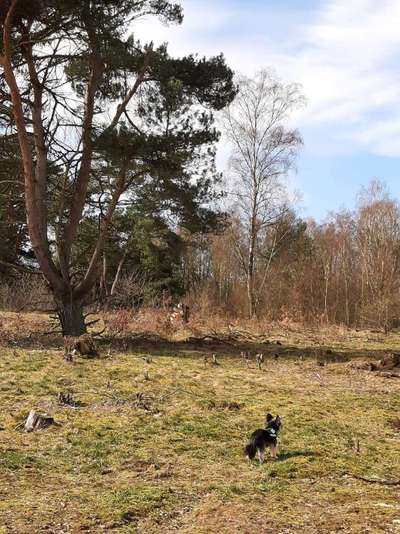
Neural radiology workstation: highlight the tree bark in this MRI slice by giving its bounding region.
[247,210,257,319]
[57,298,86,337]
[1,4,156,337]
[1,3,65,296]
[101,254,108,298]
[60,11,105,267]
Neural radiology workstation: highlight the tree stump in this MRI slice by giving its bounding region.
[24,410,54,432]
[57,392,80,407]
[211,354,220,366]
[64,334,98,358]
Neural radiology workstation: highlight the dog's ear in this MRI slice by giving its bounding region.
[275,415,282,426]
[266,413,274,422]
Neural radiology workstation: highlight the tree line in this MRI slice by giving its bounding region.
[183,180,400,331]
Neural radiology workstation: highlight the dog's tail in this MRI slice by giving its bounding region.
[244,441,256,460]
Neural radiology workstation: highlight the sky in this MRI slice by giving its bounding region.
[135,0,400,220]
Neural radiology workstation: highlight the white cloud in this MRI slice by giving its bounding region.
[134,0,400,157]
[296,1,400,115]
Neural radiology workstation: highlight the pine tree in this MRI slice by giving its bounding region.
[0,0,236,334]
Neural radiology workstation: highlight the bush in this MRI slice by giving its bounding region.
[0,275,52,312]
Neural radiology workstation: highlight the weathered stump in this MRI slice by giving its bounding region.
[24,410,54,432]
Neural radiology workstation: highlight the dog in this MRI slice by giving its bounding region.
[244,413,282,463]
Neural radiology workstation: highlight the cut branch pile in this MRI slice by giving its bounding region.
[348,353,400,374]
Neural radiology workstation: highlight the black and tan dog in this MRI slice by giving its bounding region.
[245,413,282,463]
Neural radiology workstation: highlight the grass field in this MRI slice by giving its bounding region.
[0,313,400,533]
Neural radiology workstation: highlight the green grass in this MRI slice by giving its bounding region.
[0,341,399,533]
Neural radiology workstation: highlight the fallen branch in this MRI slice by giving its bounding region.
[227,326,271,344]
[186,334,235,346]
[84,311,99,319]
[348,353,400,372]
[347,473,400,486]
[86,318,100,327]
[377,371,400,378]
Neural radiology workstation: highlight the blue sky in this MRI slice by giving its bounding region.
[136,0,400,220]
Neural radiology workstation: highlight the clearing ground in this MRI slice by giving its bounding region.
[0,312,399,533]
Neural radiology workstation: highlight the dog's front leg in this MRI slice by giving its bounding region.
[258,450,265,464]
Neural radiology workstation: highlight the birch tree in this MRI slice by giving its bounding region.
[223,70,304,317]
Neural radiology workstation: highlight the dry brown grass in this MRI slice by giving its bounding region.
[2,308,400,352]
[0,312,399,532]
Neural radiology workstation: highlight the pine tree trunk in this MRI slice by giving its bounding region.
[57,298,86,337]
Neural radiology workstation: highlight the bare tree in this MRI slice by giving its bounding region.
[356,182,400,331]
[182,177,400,330]
[223,70,304,317]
